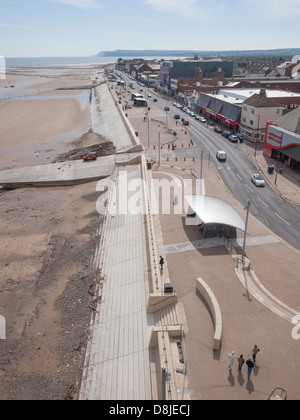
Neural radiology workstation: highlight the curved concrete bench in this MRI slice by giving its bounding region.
[196,278,222,351]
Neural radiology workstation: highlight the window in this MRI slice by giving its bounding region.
[250,120,254,126]
[251,108,255,114]
[243,105,247,111]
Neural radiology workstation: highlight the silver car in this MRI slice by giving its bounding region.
[251,174,265,187]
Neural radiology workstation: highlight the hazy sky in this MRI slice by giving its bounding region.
[1,0,300,57]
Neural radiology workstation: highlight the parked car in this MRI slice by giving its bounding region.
[199,117,207,123]
[214,126,223,133]
[173,102,177,106]
[190,112,195,117]
[174,114,180,119]
[216,151,227,161]
[83,152,97,161]
[164,106,170,111]
[228,134,238,142]
[222,130,231,138]
[147,94,152,98]
[251,174,265,187]
[183,120,190,126]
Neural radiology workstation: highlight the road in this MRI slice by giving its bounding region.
[121,75,300,252]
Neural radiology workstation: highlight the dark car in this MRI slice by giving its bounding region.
[164,106,170,111]
[153,98,158,102]
[214,126,223,133]
[174,114,180,119]
[221,130,231,138]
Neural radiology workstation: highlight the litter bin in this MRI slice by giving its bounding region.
[268,165,274,174]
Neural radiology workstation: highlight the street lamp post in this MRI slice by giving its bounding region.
[275,131,284,186]
[242,200,251,267]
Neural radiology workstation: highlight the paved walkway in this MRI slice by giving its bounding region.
[80,165,152,400]
[117,86,300,400]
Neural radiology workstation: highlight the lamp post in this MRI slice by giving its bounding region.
[275,131,284,186]
[242,200,251,267]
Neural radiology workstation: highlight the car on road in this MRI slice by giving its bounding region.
[251,174,265,187]
[183,120,190,126]
[147,94,152,98]
[190,112,195,117]
[214,126,223,133]
[83,152,97,161]
[174,114,180,119]
[199,117,207,123]
[153,98,158,102]
[216,151,227,161]
[173,102,177,106]
[222,130,231,138]
[228,134,238,142]
[164,106,170,111]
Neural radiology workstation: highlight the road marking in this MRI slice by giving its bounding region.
[244,183,254,193]
[274,212,290,225]
[236,172,242,181]
[257,196,269,208]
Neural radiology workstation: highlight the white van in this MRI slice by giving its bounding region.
[216,151,227,161]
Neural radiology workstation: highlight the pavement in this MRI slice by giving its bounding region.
[112,84,300,400]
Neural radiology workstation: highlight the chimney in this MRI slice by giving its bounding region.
[259,88,266,97]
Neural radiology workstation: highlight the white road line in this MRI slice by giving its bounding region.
[274,212,290,225]
[244,183,254,193]
[257,196,269,208]
[237,172,242,181]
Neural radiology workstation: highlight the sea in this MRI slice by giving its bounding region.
[5,56,181,69]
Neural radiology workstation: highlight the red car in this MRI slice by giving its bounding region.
[183,120,190,126]
[164,106,170,111]
[83,152,97,161]
[214,126,223,133]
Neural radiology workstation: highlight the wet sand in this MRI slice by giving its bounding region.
[0,66,102,169]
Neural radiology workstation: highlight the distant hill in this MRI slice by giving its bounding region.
[97,48,300,58]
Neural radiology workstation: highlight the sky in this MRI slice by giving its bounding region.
[1,0,300,57]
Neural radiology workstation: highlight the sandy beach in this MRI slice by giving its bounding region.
[0,65,114,400]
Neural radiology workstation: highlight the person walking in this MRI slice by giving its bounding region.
[159,256,164,272]
[246,358,255,380]
[238,354,245,373]
[228,351,235,372]
[252,345,260,364]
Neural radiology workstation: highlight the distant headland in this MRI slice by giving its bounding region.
[97,48,300,58]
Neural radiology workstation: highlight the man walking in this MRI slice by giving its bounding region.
[252,345,260,364]
[246,358,255,380]
[159,256,164,272]
[228,351,235,372]
[238,354,245,373]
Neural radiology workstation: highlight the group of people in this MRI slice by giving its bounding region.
[228,345,260,381]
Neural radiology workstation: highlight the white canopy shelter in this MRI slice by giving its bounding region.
[184,195,247,233]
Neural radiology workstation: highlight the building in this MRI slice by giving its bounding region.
[158,60,234,95]
[264,107,300,171]
[239,90,284,143]
[194,92,242,131]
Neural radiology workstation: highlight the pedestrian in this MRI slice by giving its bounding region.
[228,351,235,372]
[238,354,245,372]
[246,358,255,380]
[252,345,260,364]
[168,143,170,151]
[159,256,164,271]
